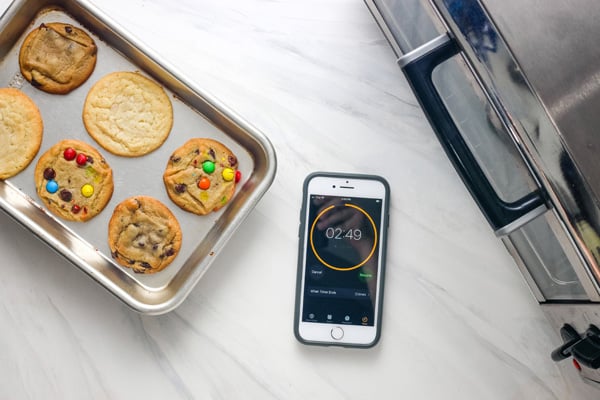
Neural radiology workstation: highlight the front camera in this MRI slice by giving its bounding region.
[332,185,336,188]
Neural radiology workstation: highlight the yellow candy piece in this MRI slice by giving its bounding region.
[222,168,234,182]
[81,184,94,198]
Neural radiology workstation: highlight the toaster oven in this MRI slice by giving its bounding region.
[366,0,600,388]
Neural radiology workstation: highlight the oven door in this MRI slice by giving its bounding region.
[364,0,600,302]
[366,0,600,386]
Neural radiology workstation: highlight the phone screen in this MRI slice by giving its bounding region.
[302,194,383,327]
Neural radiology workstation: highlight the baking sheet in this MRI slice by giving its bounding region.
[0,0,276,313]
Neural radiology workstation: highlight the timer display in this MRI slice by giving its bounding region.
[309,201,378,271]
[324,227,362,241]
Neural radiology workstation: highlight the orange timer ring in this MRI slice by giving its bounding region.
[309,203,378,271]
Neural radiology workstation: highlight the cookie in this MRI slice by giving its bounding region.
[34,140,114,222]
[108,196,182,274]
[163,138,241,215]
[82,71,173,157]
[0,88,43,179]
[19,22,97,94]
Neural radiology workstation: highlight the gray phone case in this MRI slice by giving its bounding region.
[293,172,390,348]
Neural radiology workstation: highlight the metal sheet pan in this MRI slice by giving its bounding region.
[0,0,277,314]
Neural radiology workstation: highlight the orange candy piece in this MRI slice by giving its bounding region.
[198,177,210,190]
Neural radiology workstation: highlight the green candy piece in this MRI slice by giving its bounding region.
[202,160,215,174]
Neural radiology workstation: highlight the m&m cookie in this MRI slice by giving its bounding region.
[34,140,114,222]
[163,138,241,215]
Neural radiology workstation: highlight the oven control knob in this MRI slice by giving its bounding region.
[551,324,582,362]
[571,325,600,369]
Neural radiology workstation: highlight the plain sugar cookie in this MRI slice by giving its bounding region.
[0,88,43,179]
[83,71,173,157]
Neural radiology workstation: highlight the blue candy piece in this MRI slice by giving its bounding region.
[46,180,59,194]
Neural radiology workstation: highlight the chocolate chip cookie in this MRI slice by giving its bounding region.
[83,71,173,156]
[19,22,97,94]
[108,196,182,274]
[163,138,241,215]
[34,140,114,222]
[0,88,43,179]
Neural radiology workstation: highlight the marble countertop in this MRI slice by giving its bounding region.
[0,0,595,398]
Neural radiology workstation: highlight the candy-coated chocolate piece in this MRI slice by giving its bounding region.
[202,160,215,174]
[63,147,76,161]
[43,167,56,180]
[198,177,210,190]
[71,204,81,214]
[59,189,72,202]
[235,170,241,183]
[222,168,234,182]
[46,180,59,193]
[81,184,94,197]
[76,153,88,166]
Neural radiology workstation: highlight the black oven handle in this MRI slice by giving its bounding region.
[399,34,547,236]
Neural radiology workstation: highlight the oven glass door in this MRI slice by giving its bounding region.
[508,214,589,301]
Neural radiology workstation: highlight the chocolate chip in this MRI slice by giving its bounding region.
[111,250,119,259]
[140,262,151,269]
[165,248,175,257]
[209,148,216,159]
[30,77,42,87]
[175,184,187,194]
[194,149,200,155]
[138,242,145,248]
[59,189,72,202]
[43,168,56,180]
[86,156,94,164]
[65,26,72,34]
[170,155,181,163]
[228,155,238,167]
[152,244,158,251]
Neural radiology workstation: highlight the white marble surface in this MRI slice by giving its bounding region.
[0,0,596,398]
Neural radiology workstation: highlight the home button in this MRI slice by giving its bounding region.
[331,326,344,340]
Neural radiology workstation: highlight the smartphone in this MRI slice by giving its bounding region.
[294,172,390,347]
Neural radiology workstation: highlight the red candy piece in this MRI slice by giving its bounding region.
[76,153,88,166]
[235,170,242,183]
[63,148,76,161]
[71,205,81,214]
